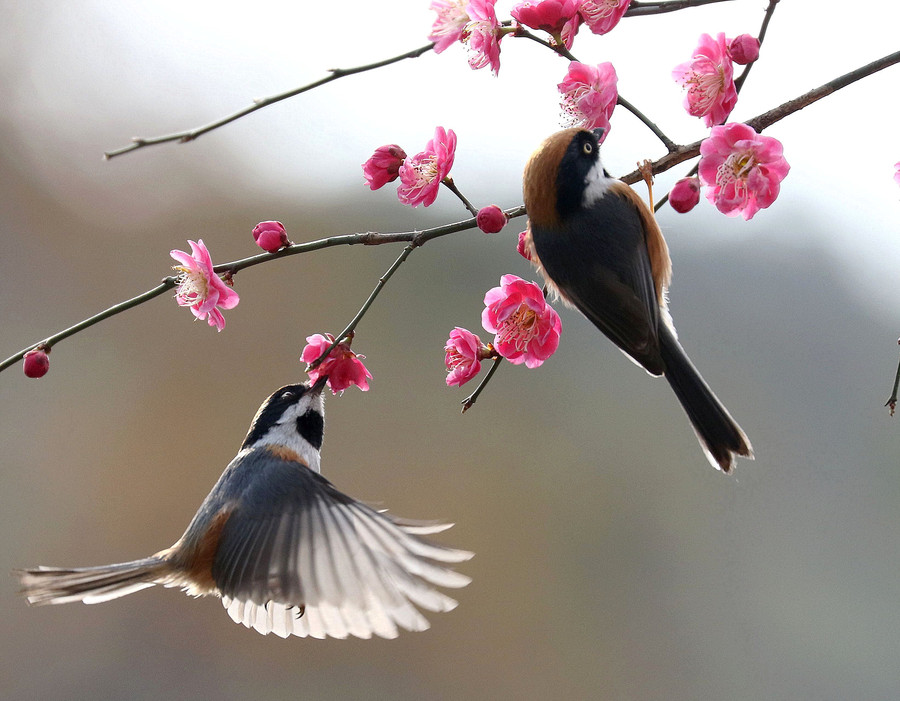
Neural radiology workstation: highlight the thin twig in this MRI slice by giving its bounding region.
[307,243,418,370]
[734,0,780,92]
[0,280,175,373]
[625,0,735,16]
[461,355,503,413]
[886,340,900,415]
[442,177,479,216]
[104,44,435,159]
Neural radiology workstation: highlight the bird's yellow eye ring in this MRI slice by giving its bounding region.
[582,141,593,155]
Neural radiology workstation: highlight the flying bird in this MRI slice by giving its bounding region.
[17,377,472,639]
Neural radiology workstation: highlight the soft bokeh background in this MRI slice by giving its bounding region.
[3,1,900,699]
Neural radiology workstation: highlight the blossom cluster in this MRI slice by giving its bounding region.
[444,275,561,387]
[363,127,457,208]
[428,0,631,76]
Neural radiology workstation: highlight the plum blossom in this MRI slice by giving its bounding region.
[578,0,631,35]
[463,0,503,75]
[429,0,471,52]
[444,327,491,387]
[482,275,561,368]
[301,333,372,394]
[558,61,618,136]
[397,127,457,207]
[728,34,760,65]
[698,122,790,220]
[362,144,407,190]
[516,230,533,261]
[894,162,900,187]
[476,205,508,233]
[511,0,581,48]
[252,221,291,253]
[170,239,240,331]
[669,177,701,213]
[23,348,50,378]
[672,33,737,127]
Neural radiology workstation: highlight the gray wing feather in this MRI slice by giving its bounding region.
[211,449,472,639]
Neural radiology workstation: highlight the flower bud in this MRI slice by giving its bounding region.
[728,34,760,65]
[362,144,407,191]
[516,230,533,261]
[23,349,50,378]
[252,221,290,253]
[669,177,701,213]
[476,205,508,234]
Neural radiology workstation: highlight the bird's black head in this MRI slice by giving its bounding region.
[555,129,601,220]
[241,379,326,452]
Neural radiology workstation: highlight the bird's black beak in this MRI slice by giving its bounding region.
[309,375,329,395]
[591,127,606,142]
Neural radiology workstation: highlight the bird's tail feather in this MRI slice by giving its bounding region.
[16,556,168,606]
[659,325,753,473]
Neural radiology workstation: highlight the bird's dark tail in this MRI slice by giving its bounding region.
[658,325,753,473]
[16,556,168,606]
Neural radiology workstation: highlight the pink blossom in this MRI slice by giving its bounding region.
[170,239,240,331]
[397,127,457,207]
[511,0,581,48]
[429,0,470,53]
[698,122,790,220]
[516,230,533,261]
[728,34,759,65]
[23,348,50,378]
[558,61,618,136]
[894,162,900,187]
[672,33,737,127]
[301,333,372,394]
[463,0,503,75]
[578,0,631,35]
[252,220,291,253]
[444,327,489,387]
[476,205,508,233]
[669,177,701,213]
[362,144,407,191]
[481,275,561,369]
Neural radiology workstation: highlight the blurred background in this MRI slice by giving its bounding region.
[3,1,900,699]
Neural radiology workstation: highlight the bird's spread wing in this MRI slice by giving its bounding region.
[210,449,472,639]
[531,187,664,374]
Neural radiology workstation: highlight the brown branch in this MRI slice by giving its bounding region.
[103,43,435,159]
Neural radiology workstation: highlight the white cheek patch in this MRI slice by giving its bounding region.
[581,159,613,207]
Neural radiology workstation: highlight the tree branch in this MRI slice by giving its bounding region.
[103,43,435,159]
[1,206,528,376]
[625,0,735,16]
[623,49,900,185]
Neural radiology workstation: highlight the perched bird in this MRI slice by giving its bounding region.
[522,127,752,473]
[17,377,472,639]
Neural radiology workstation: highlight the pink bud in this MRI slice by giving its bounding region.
[23,349,50,378]
[669,178,701,213]
[252,221,290,253]
[476,205,508,234]
[728,34,760,65]
[362,144,407,191]
[516,230,533,261]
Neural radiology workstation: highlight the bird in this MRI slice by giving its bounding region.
[522,126,753,473]
[17,376,473,639]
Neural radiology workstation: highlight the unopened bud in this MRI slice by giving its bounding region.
[476,205,508,234]
[23,348,50,378]
[669,177,701,213]
[252,221,291,253]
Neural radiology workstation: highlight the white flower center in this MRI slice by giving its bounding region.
[174,266,209,302]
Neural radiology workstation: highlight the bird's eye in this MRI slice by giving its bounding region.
[281,390,296,401]
[582,141,593,156]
